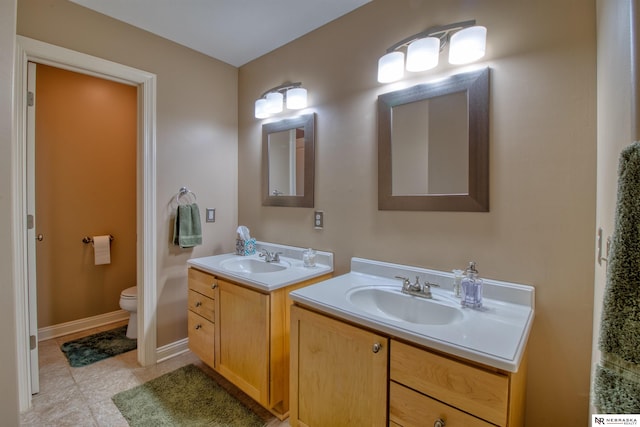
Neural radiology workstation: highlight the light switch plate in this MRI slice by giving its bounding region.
[206,208,215,223]
[314,210,324,229]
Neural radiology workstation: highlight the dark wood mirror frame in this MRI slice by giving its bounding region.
[378,67,490,212]
[262,113,315,207]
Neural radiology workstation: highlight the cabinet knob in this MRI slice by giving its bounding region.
[434,419,446,427]
[211,282,218,289]
[195,324,202,330]
[372,342,382,353]
[195,301,202,307]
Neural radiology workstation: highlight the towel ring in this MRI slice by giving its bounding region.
[176,187,197,205]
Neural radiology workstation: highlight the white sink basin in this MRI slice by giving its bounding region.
[347,286,463,325]
[220,258,289,274]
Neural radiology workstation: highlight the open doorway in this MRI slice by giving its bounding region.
[14,36,158,410]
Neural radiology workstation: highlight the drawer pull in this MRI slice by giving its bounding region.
[372,342,382,353]
[434,419,446,427]
[195,301,202,307]
[195,324,202,330]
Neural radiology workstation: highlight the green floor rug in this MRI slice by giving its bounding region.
[112,364,266,427]
[60,325,136,367]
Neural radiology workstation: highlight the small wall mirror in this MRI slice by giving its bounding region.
[378,68,489,211]
[262,113,315,207]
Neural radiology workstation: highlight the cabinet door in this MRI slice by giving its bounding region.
[215,280,270,405]
[290,305,388,427]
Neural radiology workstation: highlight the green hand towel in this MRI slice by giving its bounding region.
[173,203,202,248]
[595,141,640,413]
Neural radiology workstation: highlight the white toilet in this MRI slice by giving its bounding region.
[119,286,138,339]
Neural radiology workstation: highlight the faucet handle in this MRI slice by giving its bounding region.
[395,276,410,289]
[423,281,440,290]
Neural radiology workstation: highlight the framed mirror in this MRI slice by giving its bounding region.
[262,113,315,207]
[378,67,489,211]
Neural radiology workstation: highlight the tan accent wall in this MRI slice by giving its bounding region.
[239,1,596,424]
[18,0,239,346]
[35,63,137,327]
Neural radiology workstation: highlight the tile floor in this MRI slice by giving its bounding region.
[20,321,290,426]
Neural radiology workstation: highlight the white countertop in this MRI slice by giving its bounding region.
[289,257,534,372]
[187,241,334,292]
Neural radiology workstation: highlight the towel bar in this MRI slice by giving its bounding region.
[82,235,114,244]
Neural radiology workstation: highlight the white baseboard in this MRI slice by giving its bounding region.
[156,338,190,363]
[37,310,130,341]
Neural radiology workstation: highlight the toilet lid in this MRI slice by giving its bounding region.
[121,286,137,298]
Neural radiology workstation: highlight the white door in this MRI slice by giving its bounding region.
[26,61,39,395]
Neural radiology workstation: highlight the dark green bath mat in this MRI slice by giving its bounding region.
[60,325,136,367]
[112,364,266,427]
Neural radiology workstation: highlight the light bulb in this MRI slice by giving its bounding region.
[377,51,405,83]
[265,91,283,114]
[286,87,307,110]
[406,37,440,72]
[254,98,269,119]
[449,26,487,65]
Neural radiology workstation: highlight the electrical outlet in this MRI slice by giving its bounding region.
[314,211,324,229]
[206,208,216,223]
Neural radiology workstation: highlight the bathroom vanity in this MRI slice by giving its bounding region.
[289,258,534,427]
[187,242,333,420]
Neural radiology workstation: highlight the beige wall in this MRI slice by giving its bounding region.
[592,0,636,413]
[35,64,137,327]
[239,1,596,425]
[17,0,239,346]
[1,0,20,423]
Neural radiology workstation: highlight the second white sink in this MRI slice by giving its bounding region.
[347,286,464,325]
[220,258,290,274]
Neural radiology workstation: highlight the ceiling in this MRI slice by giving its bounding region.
[69,0,371,67]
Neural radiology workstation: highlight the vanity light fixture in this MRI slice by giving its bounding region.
[255,82,308,118]
[377,20,487,83]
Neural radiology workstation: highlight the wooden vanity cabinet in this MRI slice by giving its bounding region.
[187,267,331,420]
[290,305,527,427]
[289,305,388,427]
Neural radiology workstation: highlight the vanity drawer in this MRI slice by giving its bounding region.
[188,268,218,299]
[389,381,493,427]
[188,290,215,322]
[188,311,215,368]
[390,340,508,426]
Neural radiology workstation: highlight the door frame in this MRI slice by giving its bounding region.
[13,36,157,410]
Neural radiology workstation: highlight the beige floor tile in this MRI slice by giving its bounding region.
[89,398,129,427]
[77,370,141,405]
[22,322,287,426]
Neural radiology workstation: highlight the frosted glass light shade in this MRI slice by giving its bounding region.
[406,37,440,72]
[377,51,405,83]
[449,26,487,65]
[255,98,269,119]
[265,91,284,114]
[286,87,307,109]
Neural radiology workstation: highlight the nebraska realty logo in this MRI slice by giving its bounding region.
[593,415,640,425]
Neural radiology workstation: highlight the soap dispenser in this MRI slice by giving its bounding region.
[303,248,316,268]
[461,261,483,308]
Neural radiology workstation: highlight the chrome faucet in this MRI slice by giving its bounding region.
[395,275,439,299]
[259,249,281,263]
